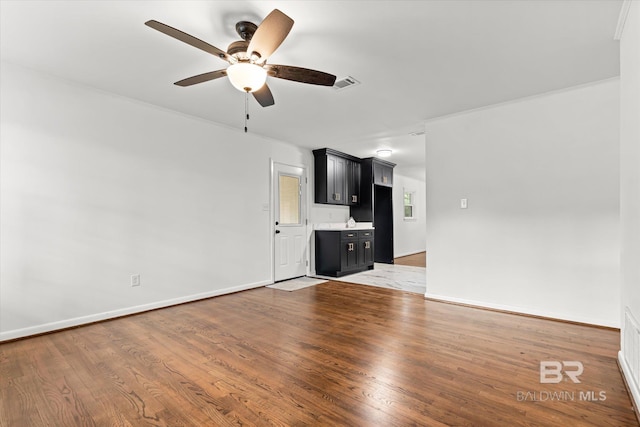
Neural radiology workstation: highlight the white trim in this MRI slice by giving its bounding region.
[395,250,426,258]
[0,280,271,342]
[615,0,633,40]
[424,292,619,328]
[0,60,294,145]
[425,77,620,125]
[269,158,276,281]
[619,351,640,414]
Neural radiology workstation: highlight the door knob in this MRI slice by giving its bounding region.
[275,221,279,225]
[275,230,281,234]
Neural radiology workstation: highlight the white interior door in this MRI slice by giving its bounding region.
[274,163,307,282]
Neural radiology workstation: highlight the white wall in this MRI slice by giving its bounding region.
[0,61,314,340]
[393,168,427,257]
[424,79,620,327]
[618,0,640,410]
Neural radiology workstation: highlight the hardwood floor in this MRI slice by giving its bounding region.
[394,251,426,267]
[1,281,636,426]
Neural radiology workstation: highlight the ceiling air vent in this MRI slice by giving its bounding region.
[333,76,360,91]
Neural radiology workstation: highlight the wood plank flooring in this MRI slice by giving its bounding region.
[1,281,636,426]
[394,251,426,268]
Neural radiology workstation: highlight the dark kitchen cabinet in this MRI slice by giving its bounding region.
[315,229,375,277]
[358,229,374,267]
[347,159,361,205]
[313,148,361,206]
[327,153,345,203]
[373,161,393,187]
[350,157,395,264]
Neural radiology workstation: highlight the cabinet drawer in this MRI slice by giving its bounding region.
[340,229,374,240]
[341,230,359,240]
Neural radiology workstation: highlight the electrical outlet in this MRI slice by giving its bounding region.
[131,274,141,287]
[461,198,468,209]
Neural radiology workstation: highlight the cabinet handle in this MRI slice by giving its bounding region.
[334,193,341,201]
[383,176,388,184]
[364,241,371,249]
[348,242,354,251]
[352,195,357,203]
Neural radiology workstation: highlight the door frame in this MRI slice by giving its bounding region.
[270,159,309,283]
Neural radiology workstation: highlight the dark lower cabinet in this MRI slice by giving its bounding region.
[358,230,374,266]
[315,229,375,277]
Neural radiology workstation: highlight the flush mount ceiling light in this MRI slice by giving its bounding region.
[377,149,392,158]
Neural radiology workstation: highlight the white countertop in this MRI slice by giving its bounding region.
[314,222,374,231]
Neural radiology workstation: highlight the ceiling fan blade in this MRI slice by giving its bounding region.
[174,69,227,87]
[247,9,294,62]
[266,65,336,86]
[145,20,229,62]
[253,84,275,107]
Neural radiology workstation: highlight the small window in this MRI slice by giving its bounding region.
[404,190,416,221]
[279,174,301,225]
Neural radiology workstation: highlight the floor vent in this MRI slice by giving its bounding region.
[333,76,360,91]
[623,309,640,388]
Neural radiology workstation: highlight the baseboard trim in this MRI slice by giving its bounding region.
[0,280,271,342]
[618,351,640,424]
[394,250,426,259]
[424,292,619,329]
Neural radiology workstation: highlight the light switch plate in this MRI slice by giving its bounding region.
[461,198,468,209]
[131,274,141,287]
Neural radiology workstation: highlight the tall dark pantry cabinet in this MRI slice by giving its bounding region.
[350,158,396,264]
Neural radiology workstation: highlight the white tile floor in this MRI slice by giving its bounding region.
[315,263,426,294]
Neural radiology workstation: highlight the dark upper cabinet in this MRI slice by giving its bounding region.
[313,148,361,206]
[350,157,396,222]
[373,161,393,187]
[347,159,361,205]
[327,153,346,203]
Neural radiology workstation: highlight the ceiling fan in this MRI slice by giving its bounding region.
[145,9,337,108]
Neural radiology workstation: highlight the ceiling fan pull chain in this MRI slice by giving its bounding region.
[244,91,249,133]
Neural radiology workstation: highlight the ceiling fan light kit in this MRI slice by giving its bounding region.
[377,149,392,158]
[145,9,336,131]
[226,62,267,92]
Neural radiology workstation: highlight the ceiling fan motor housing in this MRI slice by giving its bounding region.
[227,40,250,60]
[235,21,257,41]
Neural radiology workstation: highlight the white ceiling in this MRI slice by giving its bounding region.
[0,1,623,179]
